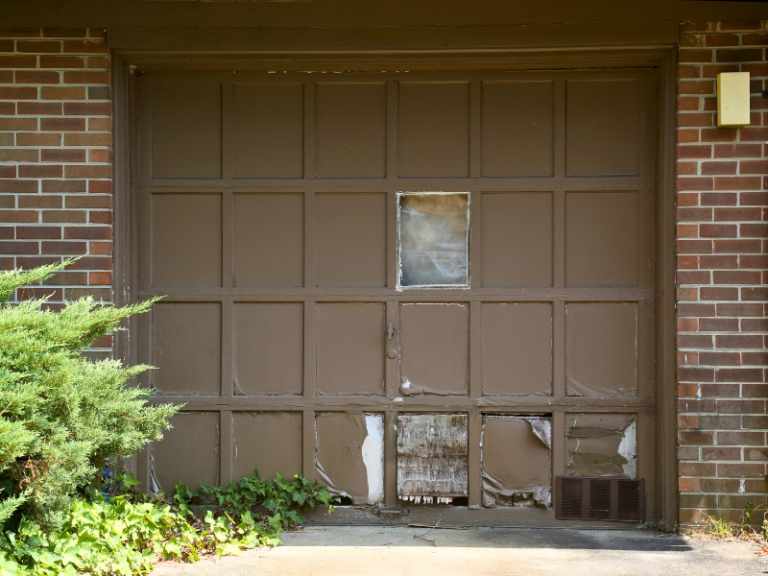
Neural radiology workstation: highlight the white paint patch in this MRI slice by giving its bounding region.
[362,414,385,505]
[525,417,552,450]
[739,478,746,494]
[618,421,637,478]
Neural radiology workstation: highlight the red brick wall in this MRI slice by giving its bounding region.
[0,28,113,354]
[677,20,768,524]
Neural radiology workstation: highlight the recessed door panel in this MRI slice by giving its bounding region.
[317,303,385,396]
[234,303,303,396]
[234,194,304,287]
[399,303,469,396]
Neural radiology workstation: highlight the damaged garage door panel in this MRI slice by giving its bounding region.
[566,414,637,478]
[397,414,468,503]
[316,413,384,506]
[482,416,551,508]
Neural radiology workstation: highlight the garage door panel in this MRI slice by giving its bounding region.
[234,303,303,396]
[316,83,387,178]
[153,302,221,395]
[233,84,304,179]
[483,303,552,396]
[232,412,303,481]
[316,193,387,287]
[482,416,551,508]
[316,413,384,505]
[152,412,220,493]
[400,303,469,396]
[482,192,553,287]
[152,194,222,287]
[234,194,304,287]
[565,413,637,478]
[565,79,640,176]
[151,84,222,179]
[317,303,385,396]
[566,191,639,287]
[566,303,638,398]
[481,81,554,177]
[398,82,470,177]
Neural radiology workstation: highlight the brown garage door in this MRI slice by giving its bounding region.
[135,68,659,525]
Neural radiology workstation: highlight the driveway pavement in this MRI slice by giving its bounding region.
[152,526,766,576]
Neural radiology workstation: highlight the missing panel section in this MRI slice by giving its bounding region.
[397,414,468,504]
[482,415,551,508]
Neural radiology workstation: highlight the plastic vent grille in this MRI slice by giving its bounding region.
[555,476,645,523]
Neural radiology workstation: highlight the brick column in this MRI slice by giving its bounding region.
[0,27,113,356]
[677,20,768,524]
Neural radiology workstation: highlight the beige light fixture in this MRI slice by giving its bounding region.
[717,72,751,128]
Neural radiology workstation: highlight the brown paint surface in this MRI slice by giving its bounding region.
[566,303,638,398]
[565,192,639,287]
[316,193,387,287]
[397,414,468,501]
[233,412,302,481]
[234,194,304,287]
[316,83,387,178]
[398,82,470,177]
[317,303,385,396]
[152,412,220,494]
[234,303,303,396]
[565,79,639,176]
[151,83,221,179]
[481,81,554,177]
[482,303,552,396]
[316,413,380,505]
[482,192,554,287]
[482,416,551,508]
[234,84,304,179]
[565,414,636,478]
[153,302,221,395]
[152,194,222,287]
[400,303,469,396]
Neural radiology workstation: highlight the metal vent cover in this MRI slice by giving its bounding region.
[555,476,645,523]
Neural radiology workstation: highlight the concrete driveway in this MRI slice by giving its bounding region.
[152,526,766,576]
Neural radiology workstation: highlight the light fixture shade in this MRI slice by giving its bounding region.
[717,72,751,128]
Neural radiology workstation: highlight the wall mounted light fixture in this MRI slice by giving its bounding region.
[716,72,751,128]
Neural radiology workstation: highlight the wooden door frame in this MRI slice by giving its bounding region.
[112,46,678,529]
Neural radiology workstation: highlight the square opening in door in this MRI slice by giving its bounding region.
[398,192,469,288]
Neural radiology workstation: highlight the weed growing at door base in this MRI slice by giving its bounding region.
[0,470,338,575]
[689,500,768,544]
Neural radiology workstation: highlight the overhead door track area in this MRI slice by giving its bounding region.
[134,69,659,525]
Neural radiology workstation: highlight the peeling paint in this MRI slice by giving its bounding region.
[362,414,385,505]
[481,416,551,509]
[316,413,384,506]
[566,414,636,479]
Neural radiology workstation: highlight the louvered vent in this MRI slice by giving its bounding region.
[555,476,645,523]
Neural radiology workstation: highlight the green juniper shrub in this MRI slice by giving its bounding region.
[0,261,178,531]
